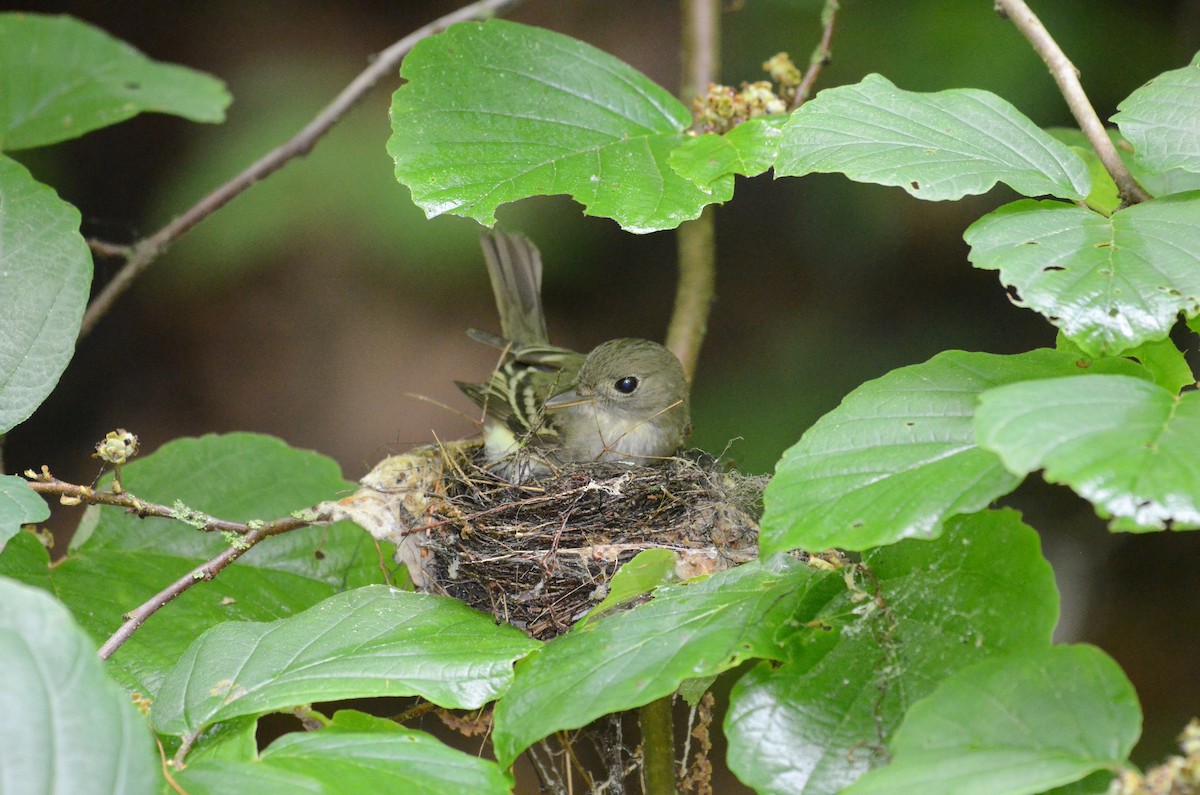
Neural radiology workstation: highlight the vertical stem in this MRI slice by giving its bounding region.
[640,697,677,795]
[668,208,716,383]
[668,0,721,383]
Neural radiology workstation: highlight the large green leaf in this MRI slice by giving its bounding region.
[669,116,787,186]
[151,585,538,736]
[0,155,90,434]
[176,711,512,795]
[726,510,1058,795]
[975,374,1200,531]
[775,74,1090,201]
[842,645,1140,795]
[1112,51,1200,177]
[0,12,228,150]
[0,475,49,546]
[1,433,390,698]
[759,349,1148,553]
[0,577,157,795]
[966,194,1200,357]
[491,555,840,767]
[389,19,730,233]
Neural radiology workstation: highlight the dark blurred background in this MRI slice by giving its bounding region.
[5,0,1200,774]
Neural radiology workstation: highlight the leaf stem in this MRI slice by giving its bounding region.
[995,0,1150,205]
[79,0,529,338]
[640,696,677,795]
[790,0,840,110]
[669,0,721,382]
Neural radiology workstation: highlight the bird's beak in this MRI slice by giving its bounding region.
[544,388,591,410]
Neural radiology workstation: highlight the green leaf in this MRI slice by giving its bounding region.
[976,374,1200,531]
[1047,127,1200,208]
[177,711,512,795]
[842,645,1140,795]
[776,74,1090,201]
[0,529,53,592]
[3,433,391,698]
[0,12,229,150]
[491,555,839,767]
[0,155,90,434]
[1124,337,1195,392]
[151,585,539,736]
[726,510,1058,795]
[669,116,786,186]
[0,475,49,546]
[579,547,678,625]
[0,576,157,795]
[1112,51,1200,177]
[388,19,730,233]
[759,349,1148,554]
[966,193,1200,357]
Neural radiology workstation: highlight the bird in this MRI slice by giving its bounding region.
[457,230,691,480]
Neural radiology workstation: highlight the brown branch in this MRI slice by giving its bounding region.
[79,0,529,339]
[97,513,319,660]
[667,210,715,383]
[668,0,721,383]
[27,467,259,535]
[995,0,1150,205]
[790,0,839,110]
[23,466,328,659]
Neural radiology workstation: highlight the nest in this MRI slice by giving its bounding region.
[326,442,765,640]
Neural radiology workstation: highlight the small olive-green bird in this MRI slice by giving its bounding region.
[457,230,691,479]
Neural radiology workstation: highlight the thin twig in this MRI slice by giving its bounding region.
[995,0,1150,205]
[97,515,316,660]
[790,0,839,110]
[27,467,263,535]
[79,0,528,339]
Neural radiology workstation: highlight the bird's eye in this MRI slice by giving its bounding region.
[614,376,639,394]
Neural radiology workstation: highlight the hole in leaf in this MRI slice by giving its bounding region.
[1004,284,1022,302]
[910,180,920,190]
[905,421,915,427]
[1022,240,1040,245]
[1096,241,1113,248]
[1042,265,1066,272]
[1048,316,1061,322]
[314,549,327,560]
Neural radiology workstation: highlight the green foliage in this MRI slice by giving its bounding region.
[493,555,838,766]
[726,510,1059,795]
[966,194,1200,357]
[1,434,391,697]
[842,645,1140,795]
[4,9,1199,795]
[151,585,538,736]
[0,157,91,434]
[758,349,1147,553]
[0,12,228,151]
[776,74,1091,201]
[0,577,158,795]
[176,711,512,795]
[1112,51,1200,176]
[0,475,49,545]
[389,19,730,233]
[976,374,1200,531]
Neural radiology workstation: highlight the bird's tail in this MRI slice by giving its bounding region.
[479,229,549,346]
